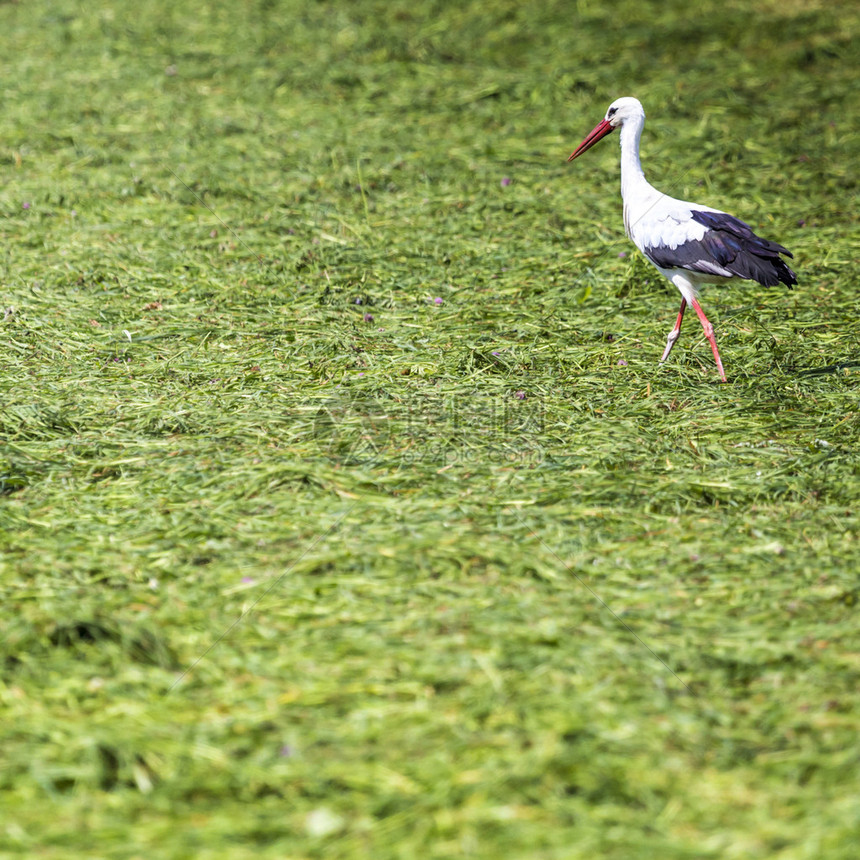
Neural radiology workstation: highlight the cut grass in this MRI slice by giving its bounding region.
[1,0,859,857]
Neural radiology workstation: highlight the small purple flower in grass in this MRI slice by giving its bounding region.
[354,297,363,305]
[492,351,501,356]
[618,251,627,258]
[241,576,255,584]
[434,297,443,305]
[797,219,806,228]
[22,202,31,210]
[279,745,294,758]
[501,177,511,187]
[514,390,526,400]
[363,313,374,323]
[617,359,628,366]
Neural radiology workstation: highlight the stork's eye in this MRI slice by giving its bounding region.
[607,107,618,117]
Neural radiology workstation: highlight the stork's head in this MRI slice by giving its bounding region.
[568,97,645,162]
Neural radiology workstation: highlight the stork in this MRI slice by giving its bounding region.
[568,97,797,382]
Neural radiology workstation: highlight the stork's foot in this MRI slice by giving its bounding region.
[660,299,687,364]
[660,327,681,363]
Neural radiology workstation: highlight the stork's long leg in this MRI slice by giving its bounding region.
[691,299,727,383]
[660,298,687,363]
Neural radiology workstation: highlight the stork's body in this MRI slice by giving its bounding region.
[568,97,797,382]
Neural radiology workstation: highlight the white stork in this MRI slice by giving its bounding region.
[568,97,797,382]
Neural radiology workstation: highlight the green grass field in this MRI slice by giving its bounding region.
[1,0,859,857]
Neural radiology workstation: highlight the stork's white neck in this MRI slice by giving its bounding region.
[619,118,646,187]
[618,115,656,238]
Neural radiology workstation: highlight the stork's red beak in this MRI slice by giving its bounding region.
[567,118,615,162]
